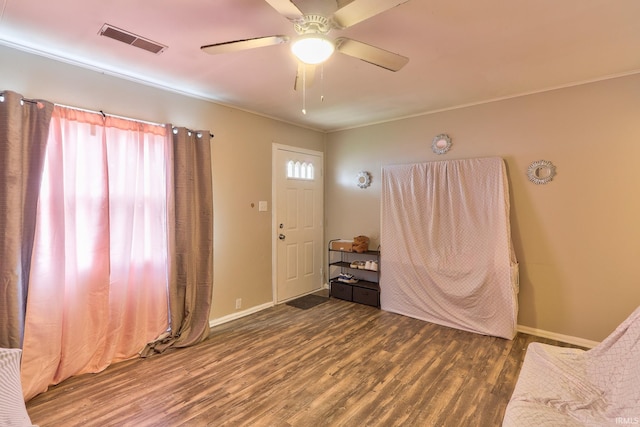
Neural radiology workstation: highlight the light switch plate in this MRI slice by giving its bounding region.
[258,201,268,212]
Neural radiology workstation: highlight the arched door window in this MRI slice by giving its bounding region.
[286,160,315,180]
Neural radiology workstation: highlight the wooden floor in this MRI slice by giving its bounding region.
[26,294,581,427]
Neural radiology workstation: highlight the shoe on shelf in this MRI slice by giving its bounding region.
[364,260,373,270]
[350,261,360,268]
[357,261,366,269]
[337,273,358,284]
[370,261,378,271]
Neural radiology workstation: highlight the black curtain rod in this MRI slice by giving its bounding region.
[21,98,40,105]
[67,104,214,139]
[0,92,41,105]
[1,92,214,139]
[173,127,214,139]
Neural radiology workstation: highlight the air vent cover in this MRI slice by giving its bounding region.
[99,24,167,54]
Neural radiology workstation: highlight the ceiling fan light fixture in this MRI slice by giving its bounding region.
[291,34,335,65]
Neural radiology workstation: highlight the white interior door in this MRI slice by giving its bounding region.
[273,144,323,303]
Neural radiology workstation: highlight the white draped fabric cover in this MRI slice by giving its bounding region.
[380,157,519,339]
[503,305,640,426]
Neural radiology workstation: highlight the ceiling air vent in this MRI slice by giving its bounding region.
[99,24,167,54]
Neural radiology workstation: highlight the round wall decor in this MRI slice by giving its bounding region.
[356,171,371,189]
[527,160,556,185]
[432,134,452,154]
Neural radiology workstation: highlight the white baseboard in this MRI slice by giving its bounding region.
[209,287,330,328]
[208,302,600,349]
[209,302,274,328]
[517,325,600,349]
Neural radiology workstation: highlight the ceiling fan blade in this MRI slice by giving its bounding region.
[264,0,305,22]
[294,62,317,91]
[332,0,410,29]
[201,36,289,55]
[335,38,408,71]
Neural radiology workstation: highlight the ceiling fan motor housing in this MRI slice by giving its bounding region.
[294,15,333,35]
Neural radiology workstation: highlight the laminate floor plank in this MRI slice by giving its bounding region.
[26,295,584,427]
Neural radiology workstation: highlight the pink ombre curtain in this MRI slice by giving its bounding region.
[21,106,170,399]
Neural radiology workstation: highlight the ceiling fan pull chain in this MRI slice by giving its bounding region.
[302,65,307,115]
[320,64,324,102]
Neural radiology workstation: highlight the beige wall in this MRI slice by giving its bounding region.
[0,45,325,322]
[4,43,640,343]
[326,74,640,342]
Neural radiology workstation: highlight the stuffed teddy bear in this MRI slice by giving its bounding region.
[353,235,370,253]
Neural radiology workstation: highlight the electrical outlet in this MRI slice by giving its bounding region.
[235,298,242,309]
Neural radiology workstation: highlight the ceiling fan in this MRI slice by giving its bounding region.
[200,0,410,90]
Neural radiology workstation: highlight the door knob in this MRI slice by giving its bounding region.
[279,234,286,240]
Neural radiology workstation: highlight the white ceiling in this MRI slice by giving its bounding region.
[1,0,639,132]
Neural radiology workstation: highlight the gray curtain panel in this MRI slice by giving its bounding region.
[142,127,214,356]
[0,91,54,349]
